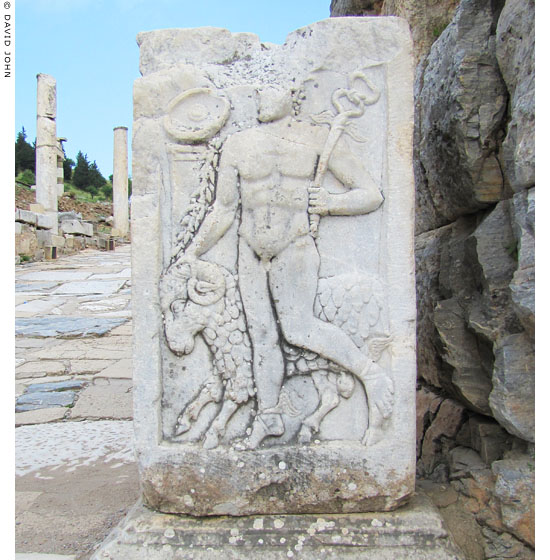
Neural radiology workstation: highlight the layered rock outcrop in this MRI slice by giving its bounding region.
[332,0,534,556]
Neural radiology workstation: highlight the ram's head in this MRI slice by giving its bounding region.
[160,258,226,356]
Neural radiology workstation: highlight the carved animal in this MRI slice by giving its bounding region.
[160,259,391,448]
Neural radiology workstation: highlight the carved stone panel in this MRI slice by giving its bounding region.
[132,17,416,516]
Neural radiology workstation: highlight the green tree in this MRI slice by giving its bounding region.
[72,151,91,190]
[15,127,35,175]
[63,157,75,182]
[88,160,107,191]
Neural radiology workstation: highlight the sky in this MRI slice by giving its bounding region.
[14,0,330,180]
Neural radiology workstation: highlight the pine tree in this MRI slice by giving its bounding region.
[15,127,35,175]
[72,151,91,190]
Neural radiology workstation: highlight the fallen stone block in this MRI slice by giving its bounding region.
[36,213,56,230]
[60,219,94,237]
[15,209,37,226]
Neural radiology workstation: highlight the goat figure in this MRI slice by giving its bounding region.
[160,259,392,449]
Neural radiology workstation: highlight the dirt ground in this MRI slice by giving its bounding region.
[15,183,113,223]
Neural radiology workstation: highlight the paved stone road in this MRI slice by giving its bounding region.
[15,246,139,560]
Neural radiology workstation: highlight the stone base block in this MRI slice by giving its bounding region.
[92,493,464,560]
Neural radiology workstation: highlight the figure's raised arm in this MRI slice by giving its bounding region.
[187,141,240,257]
[323,140,383,216]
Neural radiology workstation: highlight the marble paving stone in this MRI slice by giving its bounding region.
[95,358,133,379]
[15,317,127,337]
[69,379,133,420]
[89,268,132,279]
[16,390,76,411]
[16,361,67,379]
[52,280,126,295]
[69,360,116,374]
[15,408,68,426]
[16,282,60,292]
[18,271,92,282]
[15,553,77,559]
[16,298,67,315]
[25,379,88,393]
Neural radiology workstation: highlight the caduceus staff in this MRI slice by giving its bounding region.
[308,71,381,238]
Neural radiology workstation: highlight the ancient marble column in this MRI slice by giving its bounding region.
[112,126,129,237]
[35,73,58,233]
[132,18,416,516]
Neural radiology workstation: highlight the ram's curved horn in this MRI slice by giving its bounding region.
[159,260,193,310]
[187,260,226,306]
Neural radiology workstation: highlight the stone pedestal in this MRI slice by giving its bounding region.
[36,73,58,234]
[92,493,464,559]
[113,126,129,237]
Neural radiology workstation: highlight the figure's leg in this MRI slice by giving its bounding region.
[299,371,340,443]
[238,239,285,447]
[269,236,369,377]
[203,399,239,450]
[174,377,223,436]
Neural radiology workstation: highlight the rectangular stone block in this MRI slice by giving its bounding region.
[29,203,45,213]
[132,18,416,516]
[59,219,93,237]
[15,222,22,234]
[36,213,55,230]
[36,230,65,248]
[15,209,37,226]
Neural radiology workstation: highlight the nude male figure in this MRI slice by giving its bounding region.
[188,90,392,447]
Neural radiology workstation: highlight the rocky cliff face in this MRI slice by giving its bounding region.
[332,0,534,557]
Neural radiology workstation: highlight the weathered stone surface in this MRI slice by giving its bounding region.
[59,219,94,237]
[382,0,459,64]
[510,188,534,337]
[15,317,127,337]
[481,526,534,560]
[58,211,82,221]
[416,386,443,459]
[492,456,535,546]
[489,332,534,442]
[415,225,451,388]
[419,399,465,475]
[15,407,68,426]
[16,390,76,412]
[25,379,87,393]
[16,209,38,226]
[16,361,67,379]
[330,0,384,17]
[495,0,535,191]
[113,127,129,236]
[133,18,416,515]
[92,493,465,559]
[52,279,126,295]
[69,378,133,420]
[36,213,55,230]
[415,0,507,234]
[467,416,510,465]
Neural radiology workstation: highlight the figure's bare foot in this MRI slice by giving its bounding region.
[245,413,284,449]
[203,429,220,450]
[362,362,394,419]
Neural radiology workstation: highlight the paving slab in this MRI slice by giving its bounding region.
[15,553,77,559]
[15,317,128,337]
[16,361,67,379]
[26,379,88,393]
[18,271,93,282]
[69,359,116,374]
[52,280,126,295]
[16,390,76,411]
[16,298,67,316]
[16,282,60,292]
[69,379,133,420]
[95,358,132,379]
[16,408,68,426]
